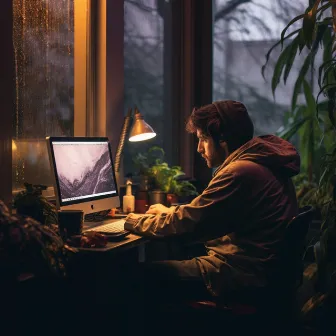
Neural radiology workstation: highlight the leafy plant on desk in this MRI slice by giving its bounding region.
[132,146,165,176]
[133,146,198,199]
[13,182,58,227]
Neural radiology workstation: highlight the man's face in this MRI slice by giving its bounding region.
[196,130,227,168]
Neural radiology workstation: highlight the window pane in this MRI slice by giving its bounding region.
[124,0,168,177]
[213,0,305,135]
[12,0,75,191]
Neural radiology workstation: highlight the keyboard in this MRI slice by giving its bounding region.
[85,219,126,234]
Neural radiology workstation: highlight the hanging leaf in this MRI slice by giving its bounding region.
[321,62,336,87]
[318,59,335,88]
[261,29,300,80]
[277,116,309,140]
[283,36,300,84]
[302,12,317,49]
[271,42,293,95]
[327,98,336,128]
[332,3,336,32]
[312,21,329,51]
[316,83,336,107]
[303,79,317,113]
[280,14,305,49]
[291,53,314,110]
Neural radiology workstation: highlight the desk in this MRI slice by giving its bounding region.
[78,216,149,262]
[66,230,148,320]
[73,233,148,262]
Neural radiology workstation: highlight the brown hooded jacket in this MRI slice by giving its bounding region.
[125,135,300,296]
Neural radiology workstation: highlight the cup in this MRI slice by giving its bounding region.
[58,210,84,241]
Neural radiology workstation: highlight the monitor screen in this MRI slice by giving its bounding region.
[46,137,120,214]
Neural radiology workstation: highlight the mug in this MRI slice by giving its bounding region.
[58,209,84,240]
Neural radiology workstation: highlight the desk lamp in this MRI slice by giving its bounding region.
[114,106,156,174]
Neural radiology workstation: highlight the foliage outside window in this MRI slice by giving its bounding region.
[213,0,306,136]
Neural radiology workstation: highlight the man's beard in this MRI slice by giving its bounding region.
[203,155,213,168]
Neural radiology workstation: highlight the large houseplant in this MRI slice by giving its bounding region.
[13,182,58,227]
[263,0,336,332]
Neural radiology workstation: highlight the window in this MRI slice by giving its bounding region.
[212,0,306,135]
[12,0,88,192]
[123,0,171,177]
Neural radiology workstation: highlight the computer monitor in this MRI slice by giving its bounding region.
[46,136,120,214]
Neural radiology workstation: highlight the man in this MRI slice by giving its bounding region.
[123,100,299,320]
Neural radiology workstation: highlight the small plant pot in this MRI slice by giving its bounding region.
[149,191,167,206]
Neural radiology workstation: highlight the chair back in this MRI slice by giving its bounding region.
[282,205,315,289]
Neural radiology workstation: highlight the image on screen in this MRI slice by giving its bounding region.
[52,141,117,203]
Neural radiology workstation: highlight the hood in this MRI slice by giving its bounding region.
[217,135,300,178]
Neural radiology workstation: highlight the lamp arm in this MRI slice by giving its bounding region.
[114,108,133,173]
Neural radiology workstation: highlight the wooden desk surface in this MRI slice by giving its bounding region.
[75,217,149,255]
[74,232,148,254]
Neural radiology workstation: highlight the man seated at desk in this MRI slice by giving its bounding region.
[123,100,300,326]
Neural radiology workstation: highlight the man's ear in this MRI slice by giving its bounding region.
[219,140,229,157]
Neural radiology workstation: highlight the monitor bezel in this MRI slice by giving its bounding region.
[46,136,120,210]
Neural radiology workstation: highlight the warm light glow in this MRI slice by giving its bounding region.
[128,110,156,142]
[12,140,17,152]
[129,132,156,142]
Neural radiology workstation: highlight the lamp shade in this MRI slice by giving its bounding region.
[128,108,156,142]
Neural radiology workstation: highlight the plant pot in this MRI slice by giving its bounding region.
[149,191,167,206]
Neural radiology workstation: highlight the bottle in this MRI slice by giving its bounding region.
[123,179,135,213]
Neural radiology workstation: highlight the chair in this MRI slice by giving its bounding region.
[281,206,315,291]
[173,206,315,335]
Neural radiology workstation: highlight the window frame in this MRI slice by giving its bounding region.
[0,0,14,206]
[165,0,213,189]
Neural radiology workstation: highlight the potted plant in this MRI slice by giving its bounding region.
[263,0,336,333]
[133,146,198,205]
[132,146,165,190]
[13,182,58,227]
[149,162,198,204]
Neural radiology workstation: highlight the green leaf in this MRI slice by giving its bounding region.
[291,53,313,110]
[280,14,305,49]
[302,13,316,49]
[277,116,309,140]
[298,30,306,53]
[318,59,335,88]
[272,42,293,95]
[283,36,300,84]
[316,83,336,108]
[261,29,300,80]
[321,63,336,87]
[303,80,317,114]
[327,99,336,129]
[311,21,329,52]
[319,166,329,188]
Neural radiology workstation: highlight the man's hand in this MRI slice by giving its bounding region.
[145,203,170,215]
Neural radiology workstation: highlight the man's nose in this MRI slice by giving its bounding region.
[197,141,203,153]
